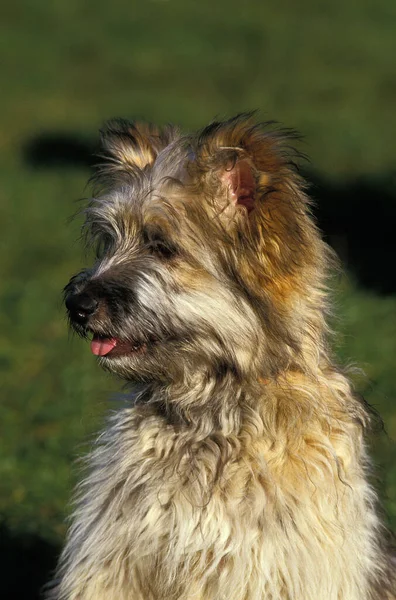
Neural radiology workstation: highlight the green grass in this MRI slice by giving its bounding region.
[1,0,395,553]
[335,282,396,525]
[3,0,396,175]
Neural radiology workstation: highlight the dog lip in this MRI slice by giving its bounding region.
[90,333,152,358]
[91,336,118,356]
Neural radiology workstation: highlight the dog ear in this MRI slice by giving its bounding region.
[98,119,178,178]
[192,114,302,219]
[220,158,257,214]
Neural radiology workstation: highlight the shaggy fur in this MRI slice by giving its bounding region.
[49,115,394,599]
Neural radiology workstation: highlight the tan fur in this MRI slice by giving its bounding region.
[50,115,394,599]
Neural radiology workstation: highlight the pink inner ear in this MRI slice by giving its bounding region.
[222,159,256,213]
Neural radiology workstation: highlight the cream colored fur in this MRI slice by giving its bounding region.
[52,373,389,600]
[50,116,394,600]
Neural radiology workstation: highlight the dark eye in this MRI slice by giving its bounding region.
[149,239,177,260]
[96,233,114,259]
[143,227,179,260]
[143,229,178,260]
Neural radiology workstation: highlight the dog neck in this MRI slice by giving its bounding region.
[128,369,283,436]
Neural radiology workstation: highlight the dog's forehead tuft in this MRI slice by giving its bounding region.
[97,138,192,210]
[151,137,191,184]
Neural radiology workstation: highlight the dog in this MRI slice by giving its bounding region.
[49,115,394,599]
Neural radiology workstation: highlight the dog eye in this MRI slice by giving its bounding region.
[95,233,114,259]
[143,228,178,260]
[148,239,178,260]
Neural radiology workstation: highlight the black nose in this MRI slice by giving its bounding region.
[65,293,98,324]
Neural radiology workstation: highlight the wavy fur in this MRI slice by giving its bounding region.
[49,115,394,600]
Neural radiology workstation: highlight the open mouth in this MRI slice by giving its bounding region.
[90,335,148,358]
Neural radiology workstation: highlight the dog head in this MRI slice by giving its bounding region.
[65,115,329,384]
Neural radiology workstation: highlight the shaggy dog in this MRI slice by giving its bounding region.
[49,115,394,599]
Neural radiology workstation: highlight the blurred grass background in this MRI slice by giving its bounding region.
[1,0,395,597]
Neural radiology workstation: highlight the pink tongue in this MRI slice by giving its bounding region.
[91,337,118,356]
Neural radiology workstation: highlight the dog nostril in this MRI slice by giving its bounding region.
[65,293,98,322]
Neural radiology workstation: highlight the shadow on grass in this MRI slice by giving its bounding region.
[0,525,59,599]
[22,132,396,294]
[309,172,396,294]
[23,132,97,169]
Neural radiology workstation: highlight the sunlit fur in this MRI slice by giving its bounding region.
[49,115,394,599]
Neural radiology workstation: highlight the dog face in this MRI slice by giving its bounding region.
[65,115,328,383]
